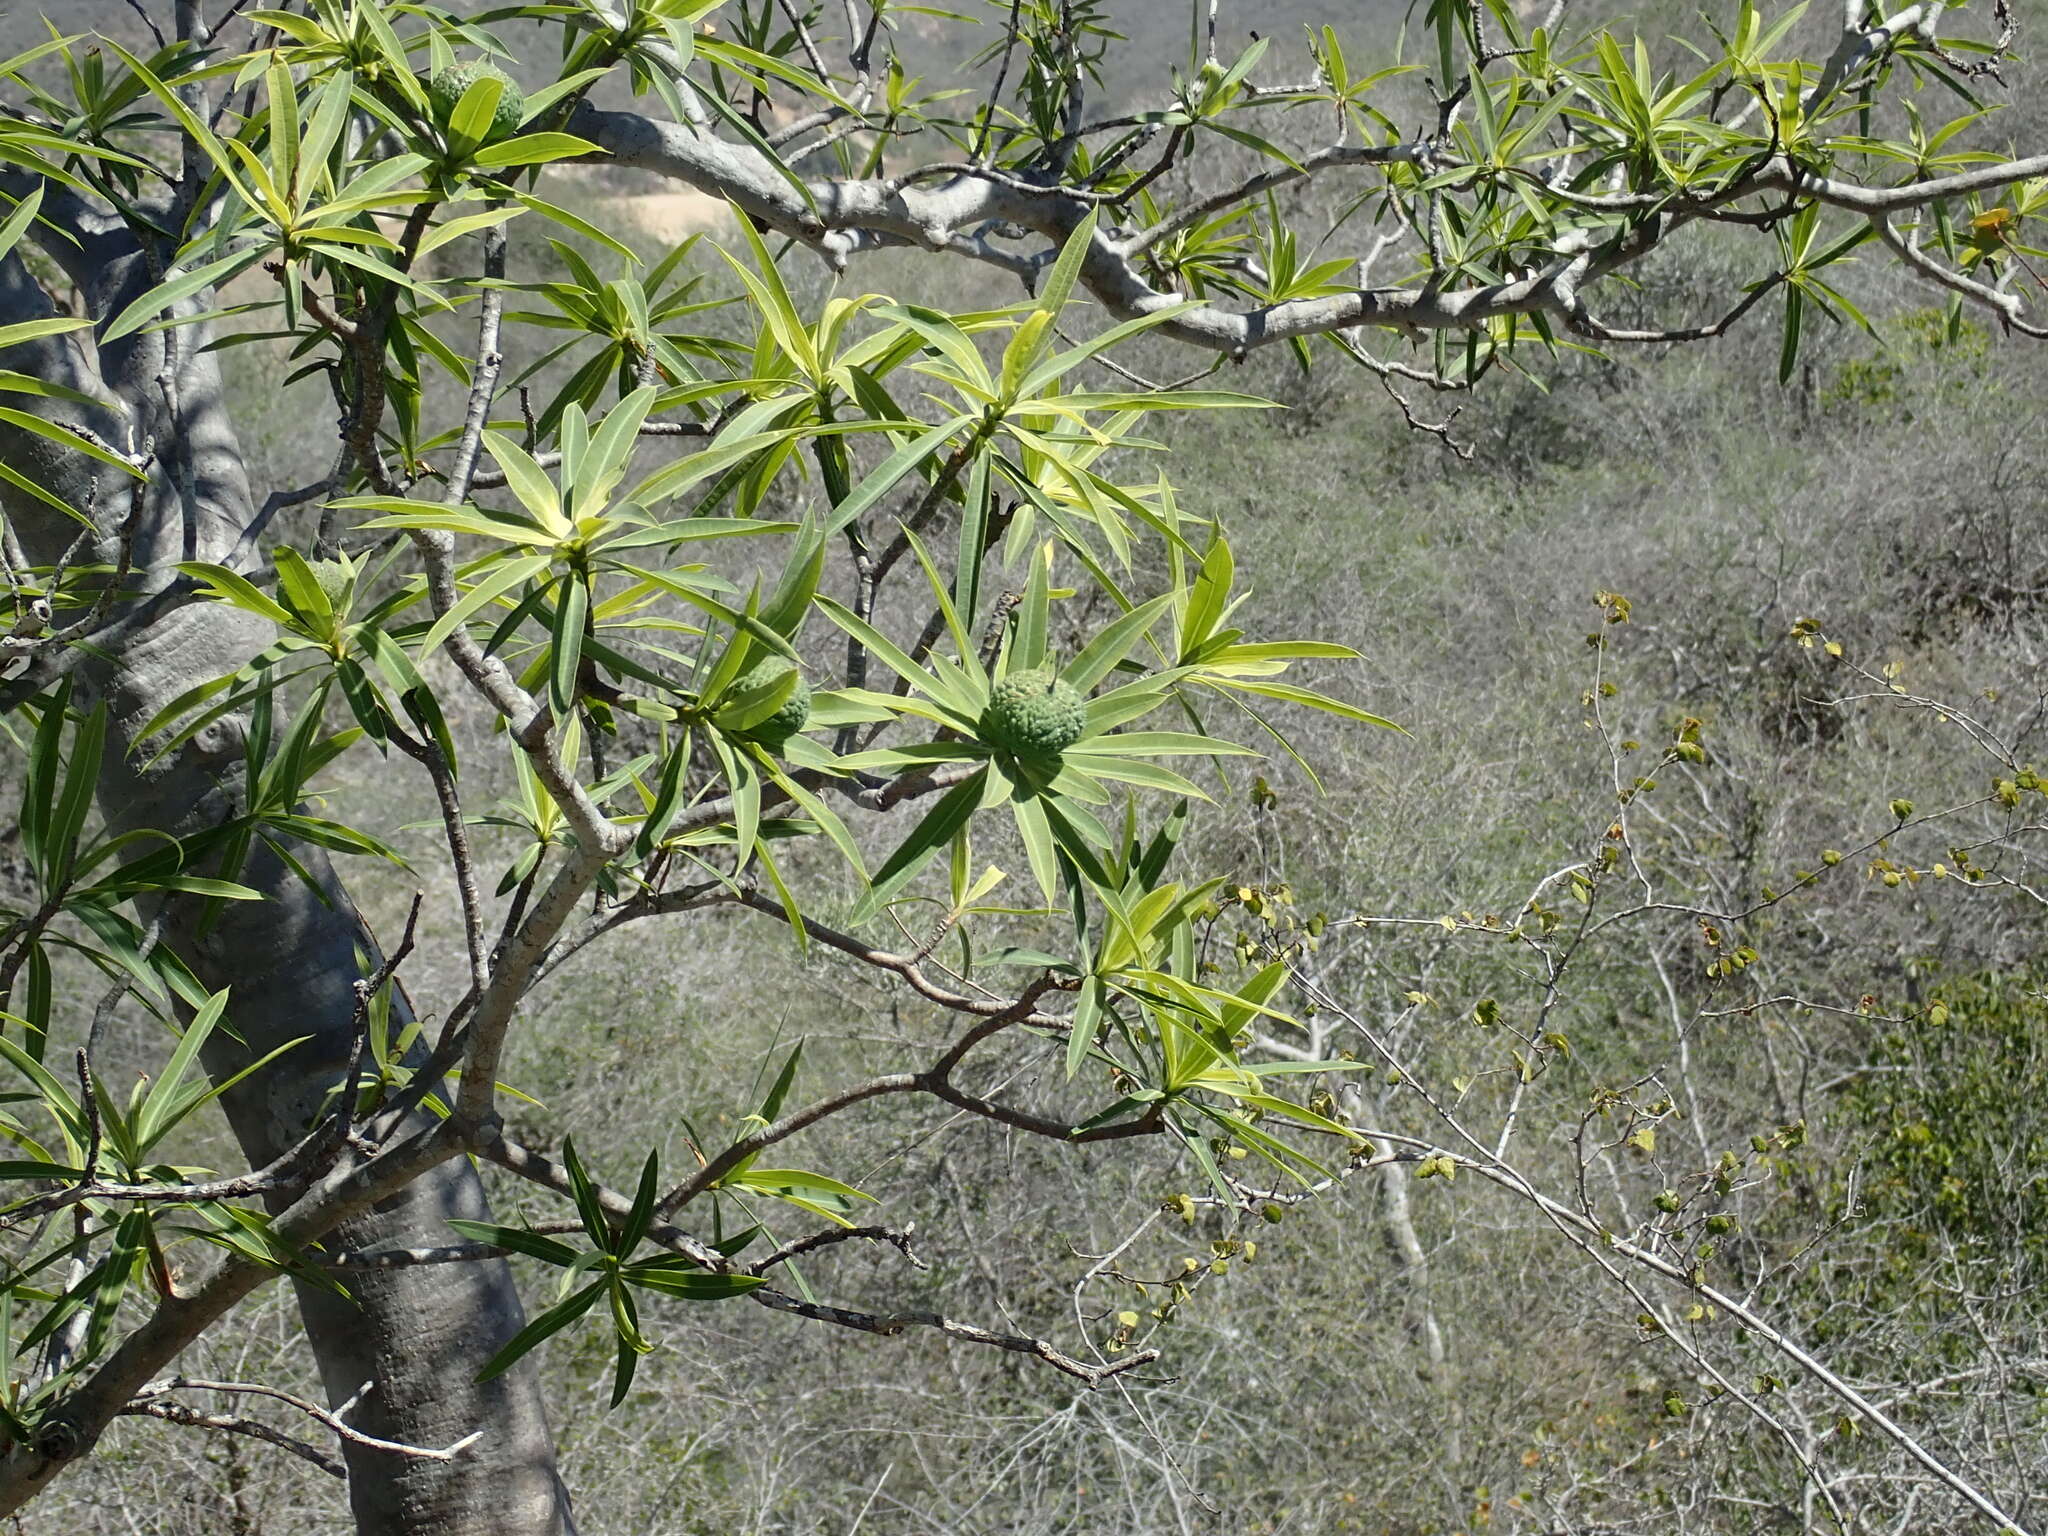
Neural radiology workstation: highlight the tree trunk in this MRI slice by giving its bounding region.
[0,233,575,1533]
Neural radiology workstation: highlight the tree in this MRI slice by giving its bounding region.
[0,0,2041,1530]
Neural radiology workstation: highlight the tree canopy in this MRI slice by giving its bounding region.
[0,0,2041,1531]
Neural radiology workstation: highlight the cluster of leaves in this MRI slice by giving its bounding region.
[935,0,2041,379]
[0,0,2042,1467]
[1834,970,2048,1264]
[0,991,317,1433]
[0,1,1401,1405]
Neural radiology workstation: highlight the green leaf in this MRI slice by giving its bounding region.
[814,596,978,717]
[132,989,228,1149]
[333,655,390,746]
[853,767,992,921]
[176,561,297,627]
[21,678,67,879]
[724,1167,875,1202]
[0,316,92,351]
[272,546,334,633]
[1205,678,1399,729]
[1015,303,1199,402]
[1039,209,1099,319]
[577,385,657,518]
[0,1028,86,1156]
[1063,594,1175,694]
[46,699,104,883]
[824,414,975,537]
[100,248,266,344]
[719,214,819,379]
[549,577,588,720]
[0,181,44,261]
[0,408,144,482]
[443,1219,581,1267]
[473,132,600,169]
[1066,976,1104,1078]
[561,1137,615,1250]
[474,1279,605,1382]
[620,1258,765,1300]
[616,1149,661,1257]
[415,204,525,258]
[448,73,509,151]
[755,1039,803,1124]
[417,553,554,660]
[510,190,639,263]
[101,39,253,207]
[1778,285,1804,384]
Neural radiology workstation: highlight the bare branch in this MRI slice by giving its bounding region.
[130,1376,482,1464]
[750,1287,1161,1386]
[752,1222,928,1274]
[120,1400,346,1478]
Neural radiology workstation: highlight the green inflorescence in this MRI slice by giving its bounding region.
[426,62,525,143]
[306,559,353,613]
[979,668,1087,759]
[719,659,812,747]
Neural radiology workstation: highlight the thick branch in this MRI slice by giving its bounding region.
[569,106,2048,351]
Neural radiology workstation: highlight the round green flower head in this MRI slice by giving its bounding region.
[306,558,353,614]
[980,668,1087,760]
[426,62,525,142]
[719,659,811,746]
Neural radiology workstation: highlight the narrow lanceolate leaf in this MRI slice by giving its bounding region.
[620,1260,765,1301]
[1063,594,1176,693]
[0,409,144,480]
[1778,286,1804,384]
[22,676,68,879]
[853,766,992,921]
[824,414,976,537]
[0,315,92,350]
[100,39,252,207]
[1065,976,1105,1078]
[443,1220,582,1268]
[1204,678,1401,729]
[549,578,589,720]
[132,989,228,1148]
[813,596,978,717]
[448,74,508,152]
[0,459,95,526]
[46,700,104,883]
[473,1280,605,1383]
[720,215,819,379]
[1039,209,1099,319]
[99,248,267,343]
[473,132,599,169]
[0,182,44,260]
[176,562,298,627]
[415,205,525,258]
[416,553,554,660]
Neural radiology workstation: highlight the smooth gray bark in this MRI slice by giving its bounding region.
[0,239,575,1533]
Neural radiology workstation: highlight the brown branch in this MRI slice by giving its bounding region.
[120,1400,346,1478]
[748,1287,1160,1386]
[129,1376,482,1464]
[655,944,1151,1219]
[474,1137,1158,1391]
[751,1222,927,1274]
